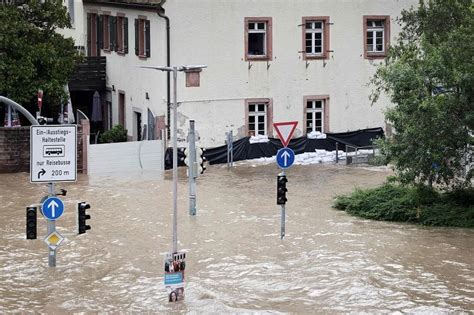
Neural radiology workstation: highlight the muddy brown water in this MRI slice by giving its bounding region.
[0,163,473,313]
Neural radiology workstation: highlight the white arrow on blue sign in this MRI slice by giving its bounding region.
[276,148,295,169]
[41,197,65,221]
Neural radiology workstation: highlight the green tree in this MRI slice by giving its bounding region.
[0,0,78,113]
[372,0,473,189]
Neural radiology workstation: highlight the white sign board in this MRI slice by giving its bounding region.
[30,125,77,183]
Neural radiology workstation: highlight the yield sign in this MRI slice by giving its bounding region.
[273,121,298,147]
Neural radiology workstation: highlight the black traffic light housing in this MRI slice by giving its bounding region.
[77,202,91,234]
[277,175,288,205]
[200,156,207,174]
[26,206,37,239]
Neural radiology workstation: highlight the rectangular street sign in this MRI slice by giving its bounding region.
[30,125,77,183]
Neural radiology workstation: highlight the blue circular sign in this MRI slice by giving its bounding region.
[276,148,295,169]
[41,197,65,221]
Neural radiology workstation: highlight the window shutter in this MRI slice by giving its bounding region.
[124,17,129,54]
[134,19,139,56]
[111,16,117,52]
[95,15,101,56]
[145,20,151,57]
[109,16,114,51]
[98,15,103,50]
[86,14,91,56]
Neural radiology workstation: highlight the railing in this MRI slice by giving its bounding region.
[345,145,377,165]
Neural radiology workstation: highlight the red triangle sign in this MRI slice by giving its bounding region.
[273,121,298,147]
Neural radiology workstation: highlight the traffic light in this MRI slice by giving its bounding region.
[26,206,37,239]
[183,148,190,166]
[77,202,91,234]
[197,147,207,174]
[277,175,288,205]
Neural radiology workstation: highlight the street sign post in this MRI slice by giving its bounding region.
[276,148,295,169]
[41,196,65,221]
[273,121,298,239]
[30,125,77,183]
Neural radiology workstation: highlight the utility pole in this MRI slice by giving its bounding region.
[188,120,197,216]
[139,65,207,254]
[171,67,178,253]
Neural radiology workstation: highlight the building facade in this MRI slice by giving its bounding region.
[62,0,419,147]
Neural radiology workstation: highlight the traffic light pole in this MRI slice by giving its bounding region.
[172,67,178,254]
[280,170,286,240]
[188,120,197,216]
[47,182,56,267]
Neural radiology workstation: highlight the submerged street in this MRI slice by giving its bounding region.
[0,163,473,313]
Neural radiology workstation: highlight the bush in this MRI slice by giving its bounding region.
[333,184,474,228]
[99,125,128,143]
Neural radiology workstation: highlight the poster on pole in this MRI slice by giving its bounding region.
[164,252,186,302]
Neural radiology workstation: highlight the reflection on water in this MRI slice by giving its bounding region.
[0,164,473,313]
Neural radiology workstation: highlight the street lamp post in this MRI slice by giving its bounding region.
[139,65,206,253]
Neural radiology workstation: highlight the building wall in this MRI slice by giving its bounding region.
[90,7,168,139]
[62,3,168,140]
[163,0,418,147]
[58,0,87,50]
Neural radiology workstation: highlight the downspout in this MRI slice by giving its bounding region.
[157,1,171,140]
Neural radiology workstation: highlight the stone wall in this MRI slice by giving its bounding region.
[0,126,85,174]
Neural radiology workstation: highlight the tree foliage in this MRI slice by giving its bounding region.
[0,0,78,112]
[372,0,473,189]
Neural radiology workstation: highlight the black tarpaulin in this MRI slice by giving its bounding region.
[164,127,384,169]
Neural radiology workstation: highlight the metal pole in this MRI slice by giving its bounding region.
[280,170,285,240]
[335,142,339,164]
[172,68,178,254]
[7,105,12,127]
[230,130,234,167]
[47,182,56,267]
[188,120,197,216]
[226,132,231,169]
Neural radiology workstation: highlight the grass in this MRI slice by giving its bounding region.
[333,184,474,228]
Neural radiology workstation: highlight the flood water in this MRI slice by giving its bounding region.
[0,163,473,313]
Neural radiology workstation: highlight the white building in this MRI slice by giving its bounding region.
[61,0,418,147]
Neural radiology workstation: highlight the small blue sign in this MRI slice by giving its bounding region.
[41,197,64,221]
[276,148,295,169]
[164,272,184,285]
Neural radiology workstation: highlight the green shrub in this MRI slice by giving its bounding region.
[368,154,388,166]
[99,125,128,143]
[333,184,474,228]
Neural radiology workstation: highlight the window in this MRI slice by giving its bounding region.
[245,99,273,136]
[135,17,150,58]
[68,0,75,26]
[304,96,329,133]
[302,17,329,60]
[102,15,128,54]
[363,16,390,58]
[245,17,272,61]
